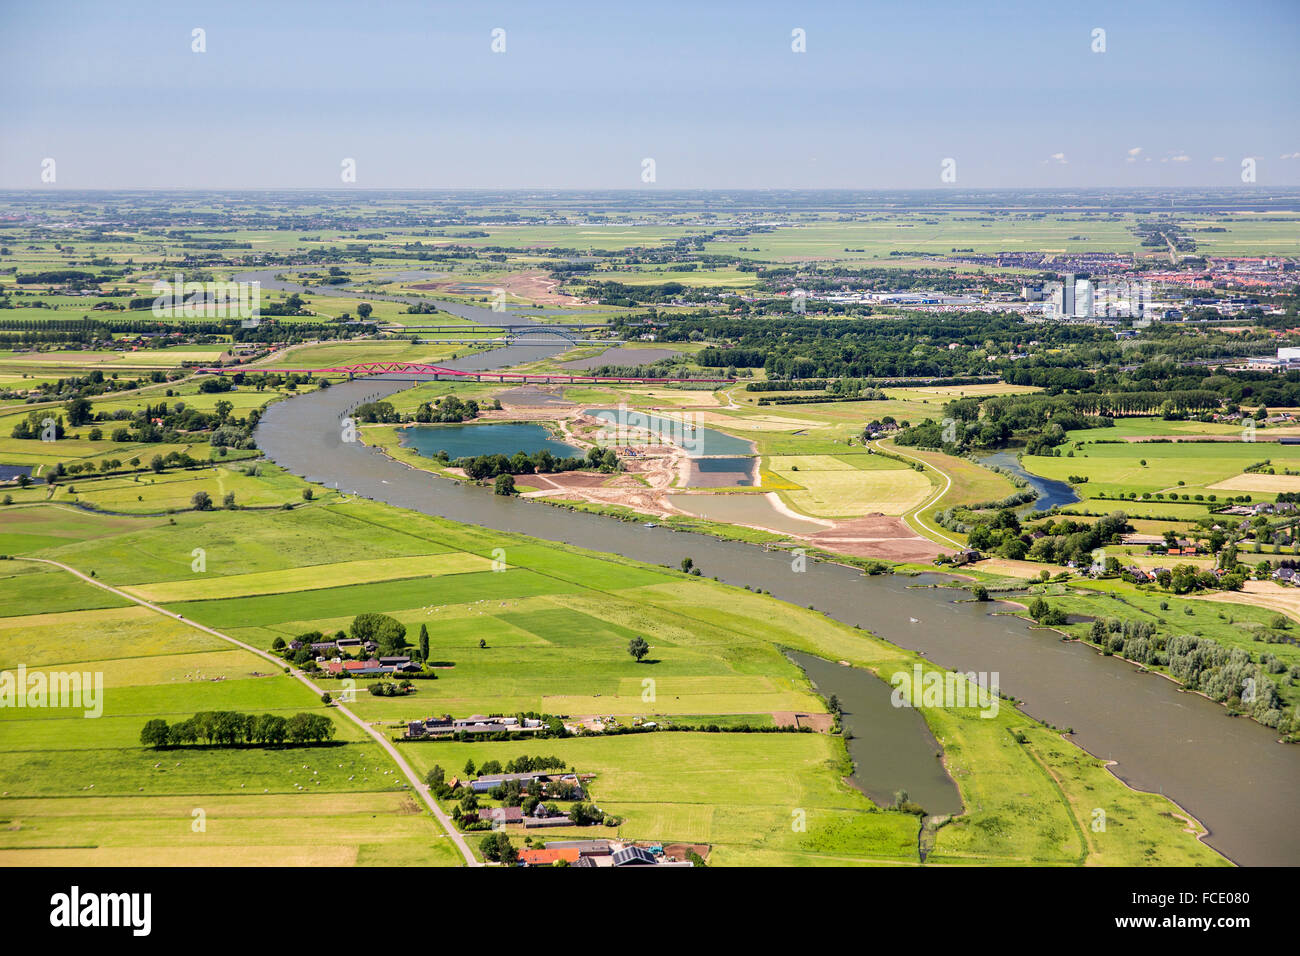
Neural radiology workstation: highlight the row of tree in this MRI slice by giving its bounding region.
[140,711,336,748]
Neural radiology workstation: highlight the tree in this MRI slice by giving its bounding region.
[301,487,314,501]
[972,585,989,601]
[627,636,650,662]
[149,454,164,474]
[258,714,288,745]
[223,492,236,509]
[191,490,213,511]
[350,612,407,654]
[357,302,373,320]
[64,396,92,427]
[494,473,517,496]
[418,623,430,662]
[568,802,603,826]
[498,836,519,865]
[478,831,514,863]
[140,718,170,749]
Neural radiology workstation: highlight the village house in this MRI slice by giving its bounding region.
[518,839,694,867]
[477,805,524,825]
[405,714,543,739]
[470,770,582,796]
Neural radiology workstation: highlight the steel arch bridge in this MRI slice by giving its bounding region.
[197,362,731,385]
[501,326,581,343]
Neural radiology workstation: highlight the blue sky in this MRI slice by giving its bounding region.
[2,0,1297,189]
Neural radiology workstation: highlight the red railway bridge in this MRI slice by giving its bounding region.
[197,361,732,385]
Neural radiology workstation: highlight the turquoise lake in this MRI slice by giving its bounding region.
[398,422,581,459]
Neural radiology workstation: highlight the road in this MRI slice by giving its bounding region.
[17,555,481,867]
[871,439,964,549]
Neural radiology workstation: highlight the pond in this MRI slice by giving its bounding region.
[0,465,37,483]
[786,649,963,816]
[686,457,756,487]
[585,408,755,458]
[398,422,581,461]
[258,375,1300,867]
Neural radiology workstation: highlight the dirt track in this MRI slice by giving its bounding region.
[494,392,951,561]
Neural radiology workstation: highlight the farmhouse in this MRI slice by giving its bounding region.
[519,847,580,866]
[328,657,419,677]
[477,805,524,825]
[404,714,544,739]
[470,770,582,796]
[518,839,694,867]
[545,839,614,858]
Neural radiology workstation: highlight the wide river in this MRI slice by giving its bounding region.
[251,275,1300,866]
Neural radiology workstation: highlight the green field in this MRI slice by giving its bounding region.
[770,453,934,518]
[1024,440,1300,499]
[0,455,1229,865]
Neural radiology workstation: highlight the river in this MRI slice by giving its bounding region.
[980,450,1081,512]
[250,273,1300,867]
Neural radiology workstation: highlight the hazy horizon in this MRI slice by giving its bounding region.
[3,0,1297,190]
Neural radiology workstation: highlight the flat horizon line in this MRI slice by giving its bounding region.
[2,184,1298,195]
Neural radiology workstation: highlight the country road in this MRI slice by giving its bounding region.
[16,555,481,867]
[871,439,963,549]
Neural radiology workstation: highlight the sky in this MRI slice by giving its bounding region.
[1,0,1298,190]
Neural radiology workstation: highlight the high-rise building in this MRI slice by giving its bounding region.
[1061,273,1075,318]
[1047,282,1065,318]
[1074,279,1093,318]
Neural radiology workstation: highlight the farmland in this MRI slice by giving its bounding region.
[1,187,1298,872]
[0,460,1226,866]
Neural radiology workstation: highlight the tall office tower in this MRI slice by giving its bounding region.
[1061,273,1076,317]
[1048,282,1064,318]
[1075,278,1094,318]
[1098,280,1119,317]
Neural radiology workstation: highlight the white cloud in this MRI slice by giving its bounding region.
[1212,156,1225,163]
[1170,153,1191,163]
[1047,152,1067,165]
[1280,152,1300,160]
[1125,146,1143,163]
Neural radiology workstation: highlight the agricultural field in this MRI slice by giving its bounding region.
[1024,440,1300,500]
[0,562,459,866]
[1,184,1297,877]
[700,214,1147,263]
[769,453,933,518]
[0,464,1224,866]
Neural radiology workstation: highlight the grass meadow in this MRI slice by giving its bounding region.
[0,403,1229,865]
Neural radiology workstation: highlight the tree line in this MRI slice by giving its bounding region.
[140,711,336,748]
